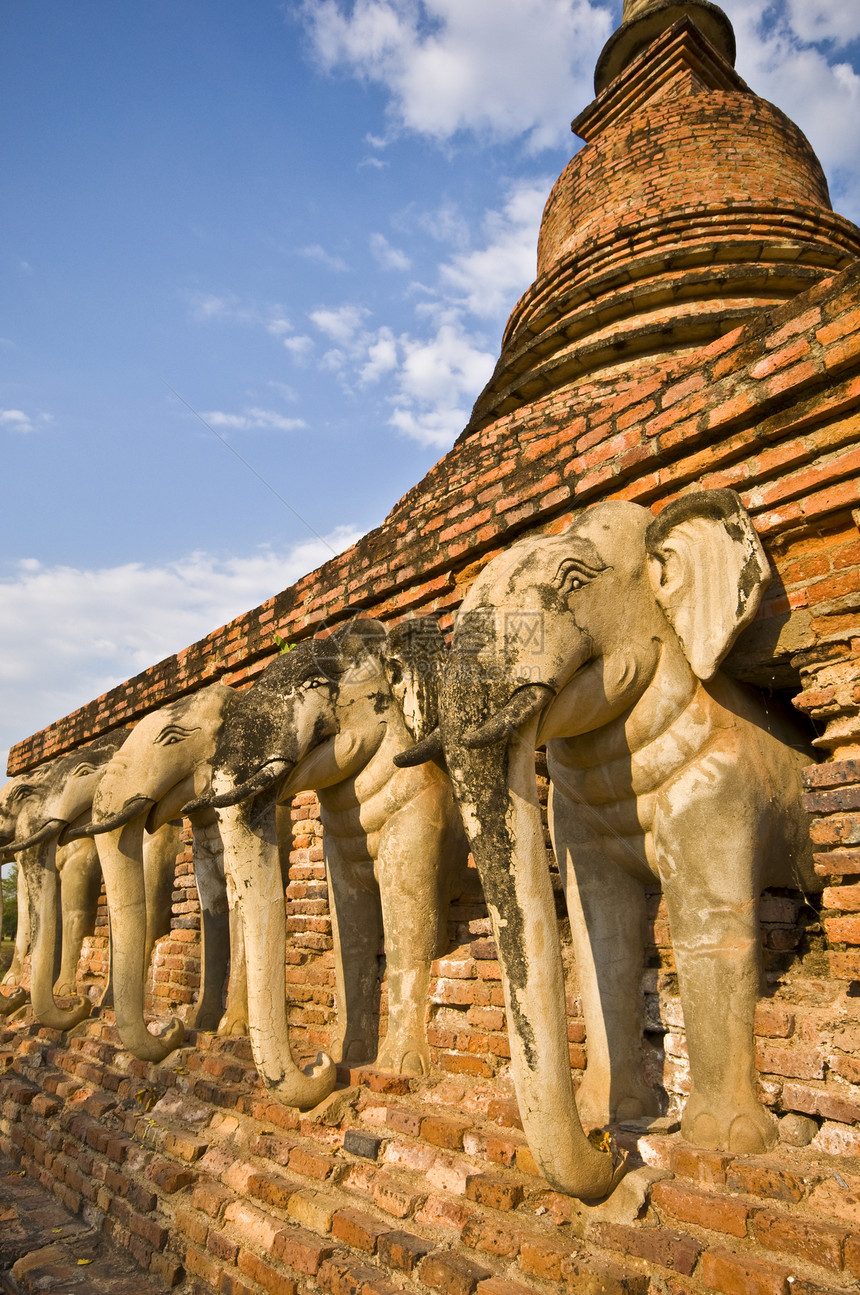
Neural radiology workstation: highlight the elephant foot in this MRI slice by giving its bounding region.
[53,979,77,998]
[331,1036,375,1068]
[576,1075,658,1131]
[0,988,27,1017]
[682,1094,777,1154]
[2,968,22,987]
[375,1035,431,1078]
[217,1009,249,1038]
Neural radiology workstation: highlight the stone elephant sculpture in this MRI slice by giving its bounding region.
[0,736,177,1030]
[3,858,30,986]
[398,489,817,1199]
[82,684,251,1062]
[1,828,32,1011]
[187,617,469,1109]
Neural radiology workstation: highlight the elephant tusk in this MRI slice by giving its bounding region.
[203,759,292,810]
[462,683,555,749]
[6,818,66,852]
[393,729,444,768]
[63,822,97,842]
[87,796,154,835]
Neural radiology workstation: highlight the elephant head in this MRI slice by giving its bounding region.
[0,735,123,1029]
[83,684,237,1062]
[399,489,795,1196]
[188,617,464,1103]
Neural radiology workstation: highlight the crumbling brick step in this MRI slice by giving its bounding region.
[0,1151,165,1294]
[6,1013,860,1295]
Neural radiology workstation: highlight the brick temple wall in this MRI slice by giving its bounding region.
[9,260,860,774]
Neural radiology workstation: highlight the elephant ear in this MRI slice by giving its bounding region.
[383,619,446,741]
[644,489,771,681]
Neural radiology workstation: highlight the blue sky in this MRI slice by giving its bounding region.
[2,0,859,773]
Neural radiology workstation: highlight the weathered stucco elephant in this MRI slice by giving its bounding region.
[398,489,816,1198]
[84,684,247,1062]
[187,617,468,1109]
[1,814,34,1013]
[0,736,176,1030]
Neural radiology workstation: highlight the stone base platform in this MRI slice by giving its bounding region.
[2,1012,860,1295]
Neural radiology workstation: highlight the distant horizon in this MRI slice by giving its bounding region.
[2,0,859,774]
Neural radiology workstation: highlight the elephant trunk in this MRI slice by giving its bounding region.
[442,665,616,1199]
[215,796,335,1108]
[86,795,155,836]
[7,818,67,852]
[95,812,184,1061]
[189,759,292,813]
[21,840,92,1030]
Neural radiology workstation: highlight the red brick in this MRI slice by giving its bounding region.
[519,1238,571,1282]
[699,1245,792,1295]
[174,1206,209,1248]
[476,1280,539,1295]
[272,1225,335,1275]
[590,1222,701,1275]
[724,1162,806,1203]
[377,1229,434,1273]
[207,1226,239,1264]
[651,1181,749,1237]
[237,1248,299,1295]
[420,1117,470,1150]
[461,1214,522,1258]
[288,1146,333,1180]
[184,1244,222,1287]
[752,1209,846,1270]
[331,1208,387,1253]
[465,1175,523,1211]
[420,1251,492,1295]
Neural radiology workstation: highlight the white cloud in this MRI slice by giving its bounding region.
[784,0,860,45]
[371,232,412,271]
[0,528,362,774]
[301,1,860,218]
[359,326,399,383]
[189,293,304,341]
[389,315,495,446]
[301,0,612,150]
[201,407,307,433]
[0,409,35,433]
[299,244,350,272]
[439,178,549,317]
[310,304,371,345]
[299,175,543,446]
[282,334,314,359]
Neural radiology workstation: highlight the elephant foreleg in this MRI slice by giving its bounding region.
[656,794,775,1154]
[326,843,382,1068]
[553,801,658,1128]
[142,823,180,968]
[217,901,248,1036]
[3,864,30,986]
[55,840,101,997]
[187,820,233,1032]
[25,843,91,1030]
[373,790,450,1077]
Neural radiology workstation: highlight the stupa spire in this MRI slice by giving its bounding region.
[595,0,735,92]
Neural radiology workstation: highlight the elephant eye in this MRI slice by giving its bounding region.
[9,784,36,803]
[302,677,329,690]
[554,558,605,597]
[72,762,99,777]
[154,724,200,746]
